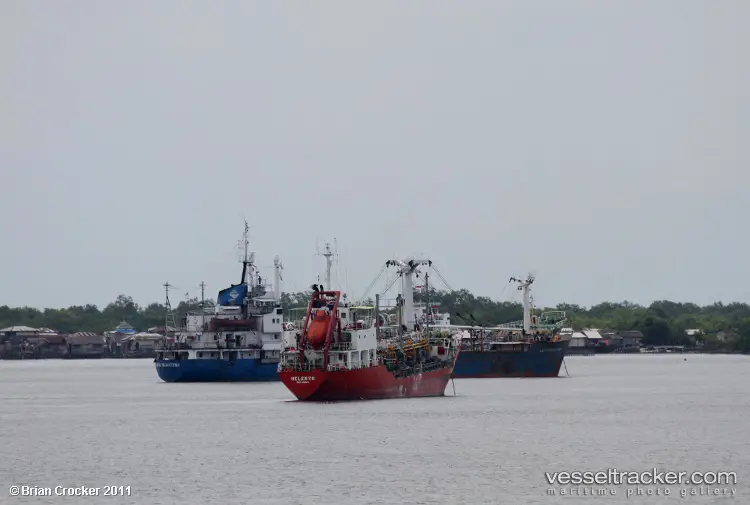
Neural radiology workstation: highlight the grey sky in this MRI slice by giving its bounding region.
[2,1,747,309]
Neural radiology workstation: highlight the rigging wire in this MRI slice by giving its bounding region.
[497,281,510,301]
[357,263,388,301]
[379,272,401,297]
[430,264,453,292]
[335,250,342,293]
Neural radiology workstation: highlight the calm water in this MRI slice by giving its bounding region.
[1,354,749,504]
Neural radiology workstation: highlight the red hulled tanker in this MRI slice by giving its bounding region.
[278,289,460,401]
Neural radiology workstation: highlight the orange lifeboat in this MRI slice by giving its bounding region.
[306,309,330,349]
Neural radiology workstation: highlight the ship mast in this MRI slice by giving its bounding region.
[200,281,206,331]
[424,271,430,331]
[321,242,334,290]
[509,274,535,332]
[386,258,431,331]
[529,294,535,325]
[164,282,176,337]
[237,221,257,317]
[239,220,250,285]
[273,255,283,302]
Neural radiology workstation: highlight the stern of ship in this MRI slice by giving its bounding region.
[278,369,327,400]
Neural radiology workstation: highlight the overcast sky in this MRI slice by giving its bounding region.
[2,1,747,310]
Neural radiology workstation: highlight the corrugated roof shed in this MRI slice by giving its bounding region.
[0,325,38,332]
[582,329,603,339]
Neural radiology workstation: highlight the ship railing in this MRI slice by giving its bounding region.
[284,318,307,329]
[155,342,192,351]
[534,324,566,332]
[495,321,525,329]
[425,335,453,344]
[160,342,265,351]
[539,310,567,324]
[382,337,429,354]
[329,342,353,351]
[280,362,322,372]
[492,321,567,332]
[221,342,264,350]
[390,359,448,379]
[421,359,448,372]
[326,361,376,371]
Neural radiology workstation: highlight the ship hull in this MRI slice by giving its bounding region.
[453,341,566,378]
[594,345,618,354]
[566,346,595,356]
[155,358,280,382]
[278,364,453,401]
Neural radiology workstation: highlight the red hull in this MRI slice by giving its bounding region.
[279,365,454,401]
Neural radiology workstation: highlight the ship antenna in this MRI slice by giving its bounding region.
[273,255,283,303]
[509,274,534,333]
[243,220,249,261]
[239,220,250,284]
[324,242,333,291]
[317,240,335,290]
[200,281,206,332]
[164,282,176,337]
[424,271,430,331]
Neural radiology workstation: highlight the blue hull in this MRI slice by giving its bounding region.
[453,341,567,378]
[155,359,280,382]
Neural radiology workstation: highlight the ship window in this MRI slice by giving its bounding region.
[198,352,203,357]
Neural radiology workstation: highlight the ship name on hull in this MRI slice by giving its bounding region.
[291,375,315,383]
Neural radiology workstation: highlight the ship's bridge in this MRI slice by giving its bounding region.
[281,302,380,372]
[337,304,379,330]
[247,295,278,315]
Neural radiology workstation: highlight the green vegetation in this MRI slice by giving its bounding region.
[2,290,749,352]
[0,294,207,336]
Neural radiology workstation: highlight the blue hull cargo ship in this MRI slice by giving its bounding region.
[449,275,569,378]
[452,339,567,377]
[154,223,286,382]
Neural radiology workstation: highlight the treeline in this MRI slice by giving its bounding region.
[431,290,750,351]
[2,290,750,351]
[0,295,208,336]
